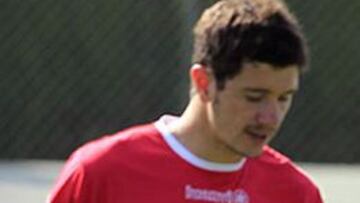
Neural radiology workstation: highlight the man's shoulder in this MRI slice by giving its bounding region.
[253,146,304,174]
[255,145,290,165]
[69,123,162,167]
[250,146,320,189]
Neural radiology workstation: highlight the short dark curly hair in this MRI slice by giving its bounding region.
[192,0,308,89]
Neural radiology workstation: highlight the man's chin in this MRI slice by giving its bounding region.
[244,148,264,158]
[230,144,265,158]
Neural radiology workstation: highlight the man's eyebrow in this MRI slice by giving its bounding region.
[282,89,298,95]
[243,88,270,94]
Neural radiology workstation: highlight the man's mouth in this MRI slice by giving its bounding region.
[244,127,274,141]
[246,131,267,140]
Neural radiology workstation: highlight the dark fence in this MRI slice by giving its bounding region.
[0,0,359,162]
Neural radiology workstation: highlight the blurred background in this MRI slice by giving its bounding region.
[0,0,359,202]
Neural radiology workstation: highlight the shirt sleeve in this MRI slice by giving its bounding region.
[47,152,88,203]
[311,187,324,203]
[304,184,324,203]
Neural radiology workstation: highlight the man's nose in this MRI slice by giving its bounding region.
[255,101,281,126]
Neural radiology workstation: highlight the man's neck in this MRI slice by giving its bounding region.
[168,97,244,163]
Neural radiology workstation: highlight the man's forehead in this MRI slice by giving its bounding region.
[228,62,300,93]
[242,61,300,72]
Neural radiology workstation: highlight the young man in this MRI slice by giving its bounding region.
[48,0,324,202]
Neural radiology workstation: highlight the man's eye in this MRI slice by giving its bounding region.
[279,95,290,102]
[245,95,263,102]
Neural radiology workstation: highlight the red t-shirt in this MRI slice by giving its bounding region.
[48,116,323,203]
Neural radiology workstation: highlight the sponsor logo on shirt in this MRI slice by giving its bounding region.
[185,184,249,203]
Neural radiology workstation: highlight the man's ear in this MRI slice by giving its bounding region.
[190,64,212,101]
